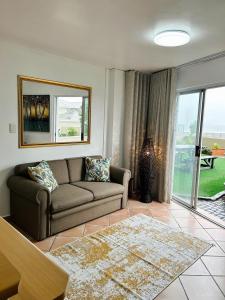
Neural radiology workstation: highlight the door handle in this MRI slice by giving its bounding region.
[195,145,201,157]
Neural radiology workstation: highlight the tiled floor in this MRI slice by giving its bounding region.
[198,198,225,221]
[34,199,225,300]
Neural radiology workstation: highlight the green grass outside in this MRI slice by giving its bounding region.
[173,157,225,197]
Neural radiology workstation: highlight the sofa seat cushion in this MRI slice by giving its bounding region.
[51,184,93,213]
[71,181,124,200]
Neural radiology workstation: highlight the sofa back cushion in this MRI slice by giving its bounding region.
[47,160,69,185]
[14,156,102,184]
[67,158,84,182]
[67,156,102,182]
[15,159,70,185]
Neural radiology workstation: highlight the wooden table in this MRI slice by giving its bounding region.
[0,217,69,300]
[0,252,20,299]
[201,155,218,169]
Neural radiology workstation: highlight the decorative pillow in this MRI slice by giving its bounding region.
[27,161,58,192]
[85,157,111,182]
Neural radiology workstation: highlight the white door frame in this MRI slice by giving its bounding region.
[172,89,205,209]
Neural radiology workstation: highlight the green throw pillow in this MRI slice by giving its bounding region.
[85,157,111,182]
[28,161,58,192]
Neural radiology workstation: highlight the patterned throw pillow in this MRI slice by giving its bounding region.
[27,161,58,192]
[85,157,111,182]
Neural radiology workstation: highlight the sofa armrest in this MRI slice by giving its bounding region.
[7,176,50,205]
[7,176,51,240]
[110,166,131,208]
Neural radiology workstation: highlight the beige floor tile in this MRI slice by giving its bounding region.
[153,216,180,228]
[202,256,225,275]
[84,224,107,235]
[194,217,220,229]
[110,208,130,217]
[149,205,169,211]
[127,200,149,208]
[181,228,213,241]
[172,210,194,218]
[129,207,152,216]
[218,242,225,252]
[34,236,55,252]
[51,236,77,251]
[160,202,171,208]
[148,201,167,209]
[166,202,186,210]
[149,209,173,218]
[213,276,225,295]
[86,215,110,226]
[175,217,202,228]
[180,275,225,300]
[183,259,209,275]
[57,224,85,237]
[109,214,129,224]
[205,229,225,241]
[204,241,225,256]
[155,279,187,300]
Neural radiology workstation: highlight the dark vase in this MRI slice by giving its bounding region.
[139,138,157,203]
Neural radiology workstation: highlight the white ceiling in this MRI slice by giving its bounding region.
[1,0,225,71]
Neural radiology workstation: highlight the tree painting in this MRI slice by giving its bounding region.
[23,95,50,132]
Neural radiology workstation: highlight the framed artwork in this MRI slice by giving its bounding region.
[23,95,50,132]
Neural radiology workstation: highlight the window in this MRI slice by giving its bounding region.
[55,96,89,143]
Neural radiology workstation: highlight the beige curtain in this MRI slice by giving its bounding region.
[124,71,151,193]
[124,68,177,203]
[147,68,177,203]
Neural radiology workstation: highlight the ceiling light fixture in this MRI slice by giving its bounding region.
[154,30,190,47]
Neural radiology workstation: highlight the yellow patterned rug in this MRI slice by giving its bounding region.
[50,214,212,299]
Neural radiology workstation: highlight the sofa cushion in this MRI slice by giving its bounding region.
[47,160,69,185]
[28,161,58,192]
[51,184,93,213]
[72,181,124,200]
[14,159,70,184]
[85,157,111,182]
[67,158,84,182]
[67,156,103,183]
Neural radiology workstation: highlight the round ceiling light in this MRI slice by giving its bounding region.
[154,30,190,47]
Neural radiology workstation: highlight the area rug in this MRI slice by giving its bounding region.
[49,214,212,300]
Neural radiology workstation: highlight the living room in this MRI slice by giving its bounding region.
[1,1,225,299]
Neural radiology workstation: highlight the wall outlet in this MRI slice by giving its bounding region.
[9,123,16,133]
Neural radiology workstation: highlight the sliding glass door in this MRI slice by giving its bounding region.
[172,91,204,207]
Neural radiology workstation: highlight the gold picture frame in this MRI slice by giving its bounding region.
[18,75,92,148]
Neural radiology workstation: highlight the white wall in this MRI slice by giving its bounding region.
[177,56,225,91]
[105,69,125,166]
[0,39,107,216]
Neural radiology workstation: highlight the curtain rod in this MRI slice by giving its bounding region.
[176,50,225,69]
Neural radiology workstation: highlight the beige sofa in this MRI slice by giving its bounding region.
[7,156,131,241]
